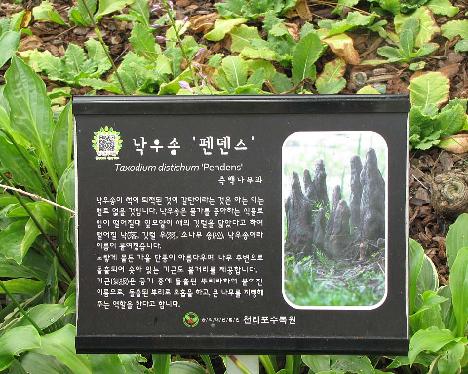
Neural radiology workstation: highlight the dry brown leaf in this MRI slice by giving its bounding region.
[19,35,43,51]
[324,33,360,65]
[189,13,218,34]
[439,134,468,154]
[285,22,300,41]
[439,63,460,79]
[21,10,32,28]
[295,0,312,20]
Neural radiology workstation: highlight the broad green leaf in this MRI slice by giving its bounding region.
[0,278,44,295]
[292,32,322,84]
[395,7,440,47]
[32,1,66,25]
[88,355,127,374]
[454,39,468,53]
[331,356,374,374]
[410,290,446,332]
[441,19,468,40]
[169,361,205,374]
[409,327,457,364]
[0,326,41,371]
[129,0,150,26]
[427,0,459,16]
[438,341,465,374]
[17,303,67,329]
[409,72,449,116]
[129,23,161,61]
[445,213,468,269]
[216,0,297,19]
[33,324,92,374]
[0,134,47,196]
[0,31,20,69]
[52,102,73,179]
[0,220,37,264]
[399,18,419,59]
[318,12,375,37]
[205,18,247,42]
[229,24,262,53]
[315,58,346,94]
[377,46,403,62]
[21,352,73,374]
[450,247,468,337]
[333,0,360,15]
[376,0,400,15]
[68,0,97,26]
[153,354,171,374]
[95,0,135,20]
[84,39,112,76]
[302,355,331,372]
[218,56,248,91]
[4,56,58,187]
[409,239,425,314]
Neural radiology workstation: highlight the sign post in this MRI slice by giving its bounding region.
[74,96,409,356]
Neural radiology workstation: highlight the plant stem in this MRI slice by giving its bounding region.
[160,0,199,89]
[0,183,75,214]
[0,174,74,280]
[227,356,252,374]
[81,0,129,95]
[0,280,44,335]
[200,355,215,374]
[259,355,276,374]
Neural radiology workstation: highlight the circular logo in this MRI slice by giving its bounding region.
[183,312,199,328]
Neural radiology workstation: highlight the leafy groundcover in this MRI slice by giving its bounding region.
[0,0,467,373]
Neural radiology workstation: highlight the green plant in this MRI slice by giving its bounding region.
[215,0,298,20]
[377,18,438,63]
[408,72,468,150]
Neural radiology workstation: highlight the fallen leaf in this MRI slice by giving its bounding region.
[285,22,300,41]
[190,13,218,34]
[439,63,460,79]
[324,33,360,65]
[21,10,32,28]
[295,0,312,20]
[439,134,468,154]
[19,35,43,51]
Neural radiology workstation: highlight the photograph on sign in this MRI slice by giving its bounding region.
[282,132,387,308]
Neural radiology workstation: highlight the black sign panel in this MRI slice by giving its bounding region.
[74,96,409,354]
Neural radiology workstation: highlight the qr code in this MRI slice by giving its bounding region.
[98,134,116,153]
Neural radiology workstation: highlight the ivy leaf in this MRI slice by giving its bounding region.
[32,1,66,25]
[292,32,322,84]
[205,18,246,42]
[427,0,459,16]
[0,326,41,371]
[316,58,346,94]
[95,0,135,20]
[0,31,20,69]
[409,72,449,116]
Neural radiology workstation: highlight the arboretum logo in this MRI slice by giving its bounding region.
[92,126,123,160]
[182,312,199,328]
